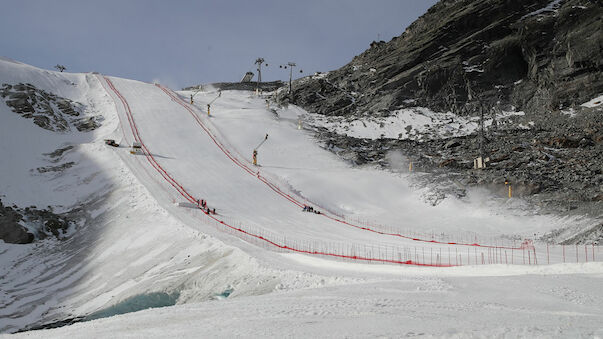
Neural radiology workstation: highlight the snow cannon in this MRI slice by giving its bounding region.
[252,134,269,166]
[207,90,222,116]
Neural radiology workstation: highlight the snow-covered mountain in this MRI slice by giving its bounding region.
[286,0,603,225]
[1,58,602,337]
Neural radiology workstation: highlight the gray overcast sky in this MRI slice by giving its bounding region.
[1,0,438,89]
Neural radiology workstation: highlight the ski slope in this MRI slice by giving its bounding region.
[98,74,598,267]
[1,59,602,337]
[0,60,351,333]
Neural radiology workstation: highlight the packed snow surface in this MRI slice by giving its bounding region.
[0,59,602,337]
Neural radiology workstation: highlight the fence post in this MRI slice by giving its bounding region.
[423,247,425,264]
[439,249,442,266]
[523,249,525,265]
[563,245,565,263]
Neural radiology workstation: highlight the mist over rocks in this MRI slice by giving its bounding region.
[281,0,603,239]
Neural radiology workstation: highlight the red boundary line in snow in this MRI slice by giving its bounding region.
[104,78,196,203]
[156,85,525,251]
[96,75,182,201]
[100,76,449,267]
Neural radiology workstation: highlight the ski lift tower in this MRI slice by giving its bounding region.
[255,58,267,95]
[466,80,489,169]
[280,62,303,94]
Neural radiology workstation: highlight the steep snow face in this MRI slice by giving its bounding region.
[0,60,340,333]
[177,88,590,239]
[0,60,116,208]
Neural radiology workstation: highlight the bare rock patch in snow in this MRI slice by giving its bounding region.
[0,83,102,132]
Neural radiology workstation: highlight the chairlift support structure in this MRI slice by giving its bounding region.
[255,58,268,95]
[280,62,303,94]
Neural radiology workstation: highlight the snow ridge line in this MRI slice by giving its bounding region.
[95,75,131,146]
[157,85,525,251]
[101,77,448,267]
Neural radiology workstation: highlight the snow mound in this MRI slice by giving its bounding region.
[581,94,603,108]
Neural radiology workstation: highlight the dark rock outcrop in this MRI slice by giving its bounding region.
[0,201,33,244]
[280,0,602,229]
[288,0,602,117]
[0,199,73,244]
[184,81,284,92]
[0,83,101,132]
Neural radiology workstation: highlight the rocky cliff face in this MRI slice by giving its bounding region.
[0,83,102,132]
[279,0,602,241]
[288,0,601,117]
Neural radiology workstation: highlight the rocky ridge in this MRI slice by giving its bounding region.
[0,83,102,132]
[277,0,602,242]
[286,0,601,117]
[184,81,284,93]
